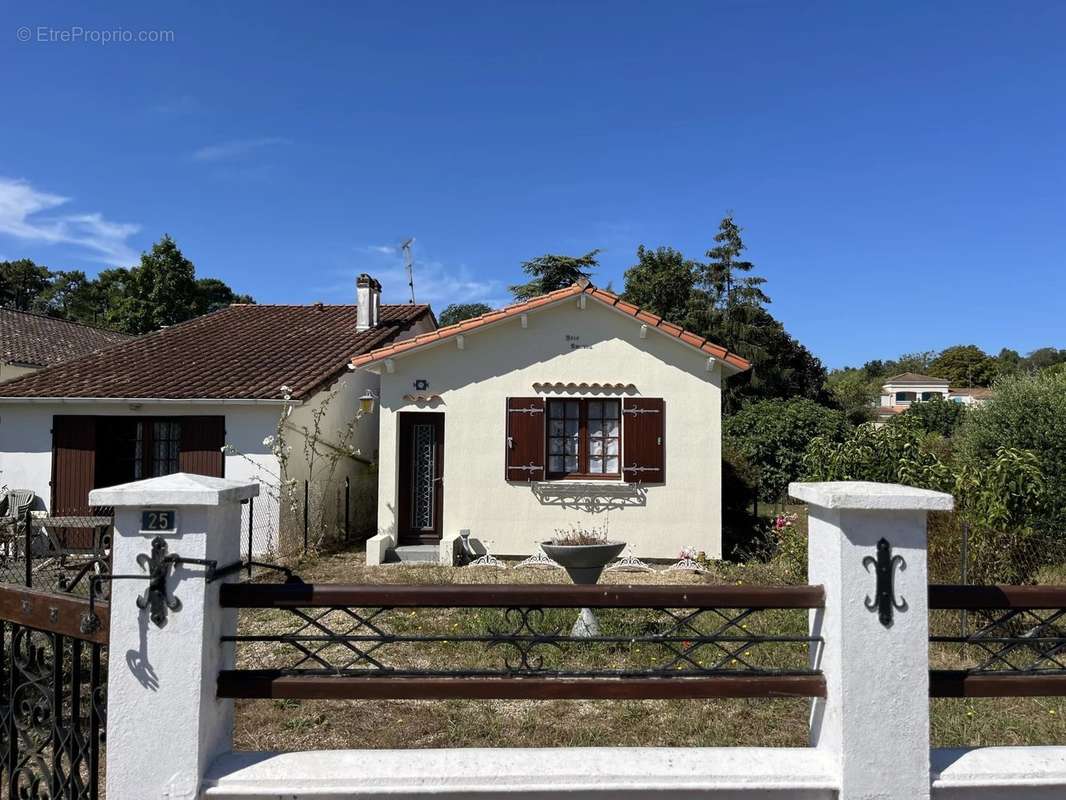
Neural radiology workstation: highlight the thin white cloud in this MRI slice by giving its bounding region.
[190,137,291,163]
[0,177,140,264]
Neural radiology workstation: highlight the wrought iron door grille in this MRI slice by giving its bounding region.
[0,620,106,800]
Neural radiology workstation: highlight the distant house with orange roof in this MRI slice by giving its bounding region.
[875,372,993,422]
[353,278,750,564]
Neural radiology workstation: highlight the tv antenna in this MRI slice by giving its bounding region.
[400,237,415,304]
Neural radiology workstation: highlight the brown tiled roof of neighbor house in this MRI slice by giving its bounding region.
[883,372,950,384]
[0,308,132,368]
[350,281,752,373]
[0,304,431,401]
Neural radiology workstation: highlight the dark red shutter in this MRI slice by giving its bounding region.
[51,416,96,515]
[622,398,665,483]
[179,416,226,477]
[505,397,545,481]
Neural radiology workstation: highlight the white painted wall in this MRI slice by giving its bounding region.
[372,299,724,560]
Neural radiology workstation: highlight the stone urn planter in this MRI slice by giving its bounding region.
[541,540,625,637]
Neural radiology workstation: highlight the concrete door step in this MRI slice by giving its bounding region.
[386,545,439,565]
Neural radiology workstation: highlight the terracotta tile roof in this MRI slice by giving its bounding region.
[0,303,431,401]
[0,308,132,368]
[350,281,751,373]
[949,387,993,398]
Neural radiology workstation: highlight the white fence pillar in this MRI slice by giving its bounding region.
[90,473,258,800]
[791,481,954,800]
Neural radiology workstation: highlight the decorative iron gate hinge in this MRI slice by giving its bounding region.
[863,537,907,627]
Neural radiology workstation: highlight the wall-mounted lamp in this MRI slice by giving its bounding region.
[359,389,378,415]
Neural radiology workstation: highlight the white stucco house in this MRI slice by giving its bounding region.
[353,279,751,564]
[876,372,992,421]
[0,275,434,554]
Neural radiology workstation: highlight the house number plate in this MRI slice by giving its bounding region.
[142,509,178,532]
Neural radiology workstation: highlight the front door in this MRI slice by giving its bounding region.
[397,412,444,544]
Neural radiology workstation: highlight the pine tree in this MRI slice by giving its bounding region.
[509,250,599,300]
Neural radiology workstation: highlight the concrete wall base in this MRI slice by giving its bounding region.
[202,747,837,799]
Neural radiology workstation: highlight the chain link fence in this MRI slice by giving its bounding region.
[0,510,112,594]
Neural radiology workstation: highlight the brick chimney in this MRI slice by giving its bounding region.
[356,274,381,331]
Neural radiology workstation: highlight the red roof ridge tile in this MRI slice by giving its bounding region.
[351,282,750,372]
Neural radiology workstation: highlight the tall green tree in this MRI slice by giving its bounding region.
[111,235,199,333]
[620,245,700,326]
[0,259,52,310]
[510,250,599,300]
[193,277,254,316]
[437,302,493,327]
[928,344,997,387]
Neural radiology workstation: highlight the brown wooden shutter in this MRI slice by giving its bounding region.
[505,397,545,481]
[51,416,96,515]
[179,416,226,477]
[622,398,665,483]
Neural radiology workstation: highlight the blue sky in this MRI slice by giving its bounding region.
[1,1,1063,368]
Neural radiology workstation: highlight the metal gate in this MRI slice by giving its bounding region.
[0,584,108,799]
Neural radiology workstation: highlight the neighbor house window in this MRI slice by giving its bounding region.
[546,399,621,479]
[895,391,917,403]
[151,420,181,477]
[920,391,940,401]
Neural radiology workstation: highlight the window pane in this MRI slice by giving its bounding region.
[604,402,620,419]
[565,420,579,436]
[590,439,603,456]
[589,455,603,473]
[564,438,578,455]
[606,419,619,436]
[549,402,564,419]
[565,455,578,472]
[549,439,563,455]
[605,456,619,473]
[550,455,564,472]
[550,420,564,436]
[589,420,603,437]
[565,401,579,418]
[605,439,618,456]
[587,400,603,419]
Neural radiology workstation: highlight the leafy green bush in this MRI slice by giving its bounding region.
[956,370,1066,536]
[803,419,1048,583]
[896,395,969,438]
[724,399,849,503]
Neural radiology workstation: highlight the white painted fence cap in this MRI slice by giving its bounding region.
[788,481,954,511]
[89,472,260,507]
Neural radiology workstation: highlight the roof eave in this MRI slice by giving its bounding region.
[0,396,301,406]
[352,286,751,375]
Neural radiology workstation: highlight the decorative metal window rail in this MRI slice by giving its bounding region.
[928,584,1066,697]
[219,583,825,700]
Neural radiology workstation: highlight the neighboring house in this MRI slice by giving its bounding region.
[0,308,132,383]
[876,372,992,421]
[0,275,434,552]
[353,279,751,564]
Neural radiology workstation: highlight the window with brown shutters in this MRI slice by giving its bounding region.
[51,416,96,515]
[505,397,545,481]
[622,398,665,483]
[178,416,226,478]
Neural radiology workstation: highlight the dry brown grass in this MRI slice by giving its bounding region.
[232,515,1066,752]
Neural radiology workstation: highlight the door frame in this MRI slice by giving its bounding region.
[396,412,445,545]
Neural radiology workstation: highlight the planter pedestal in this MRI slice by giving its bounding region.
[541,541,625,638]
